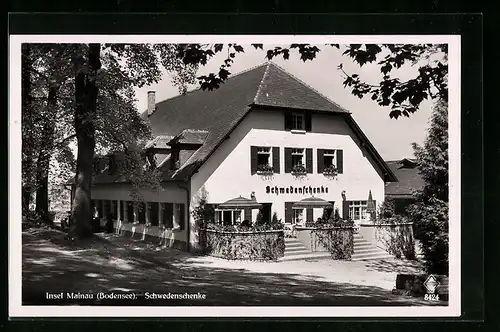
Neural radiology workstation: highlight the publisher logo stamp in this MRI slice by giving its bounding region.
[423,275,440,301]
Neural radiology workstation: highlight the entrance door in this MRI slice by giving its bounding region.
[261,203,272,223]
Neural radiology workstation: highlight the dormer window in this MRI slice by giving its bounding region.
[291,113,304,131]
[171,149,180,170]
[284,111,312,132]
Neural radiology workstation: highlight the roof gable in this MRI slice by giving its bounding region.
[254,63,349,113]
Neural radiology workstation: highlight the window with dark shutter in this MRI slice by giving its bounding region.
[306,148,313,173]
[272,147,280,173]
[317,149,325,173]
[284,148,293,173]
[305,112,312,132]
[284,112,293,130]
[163,203,173,228]
[336,149,343,174]
[342,200,350,220]
[285,202,294,223]
[250,146,258,174]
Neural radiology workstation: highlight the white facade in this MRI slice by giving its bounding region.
[190,108,385,225]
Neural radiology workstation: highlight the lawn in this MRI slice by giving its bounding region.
[21,227,446,306]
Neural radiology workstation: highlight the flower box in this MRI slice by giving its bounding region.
[256,164,274,175]
[323,165,338,178]
[291,164,307,177]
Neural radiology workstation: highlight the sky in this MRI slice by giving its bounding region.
[134,45,435,161]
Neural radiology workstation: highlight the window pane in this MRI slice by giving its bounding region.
[257,154,269,166]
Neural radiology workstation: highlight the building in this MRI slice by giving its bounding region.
[91,62,397,252]
[384,158,425,214]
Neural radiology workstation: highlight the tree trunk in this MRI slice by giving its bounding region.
[69,44,101,239]
[35,84,58,224]
[22,44,33,214]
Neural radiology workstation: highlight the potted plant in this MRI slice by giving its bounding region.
[291,164,307,178]
[323,164,338,178]
[257,164,274,175]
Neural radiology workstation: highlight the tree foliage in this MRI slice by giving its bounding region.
[407,100,449,275]
[174,43,448,118]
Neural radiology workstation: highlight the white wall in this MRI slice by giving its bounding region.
[191,109,385,223]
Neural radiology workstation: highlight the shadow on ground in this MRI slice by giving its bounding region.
[22,228,445,306]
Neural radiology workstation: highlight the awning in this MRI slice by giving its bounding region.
[217,196,262,210]
[293,196,333,209]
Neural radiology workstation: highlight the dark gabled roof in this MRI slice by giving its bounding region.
[168,129,209,145]
[144,135,173,149]
[94,62,393,184]
[385,159,425,197]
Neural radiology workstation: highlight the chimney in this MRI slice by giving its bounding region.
[147,91,156,115]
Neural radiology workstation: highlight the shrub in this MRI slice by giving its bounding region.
[378,198,396,219]
[255,210,264,225]
[406,198,449,275]
[271,212,279,225]
[333,207,341,221]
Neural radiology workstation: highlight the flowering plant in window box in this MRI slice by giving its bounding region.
[144,222,152,228]
[291,164,307,178]
[323,165,338,179]
[256,164,274,175]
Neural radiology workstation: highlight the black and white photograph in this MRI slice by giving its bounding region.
[10,35,460,317]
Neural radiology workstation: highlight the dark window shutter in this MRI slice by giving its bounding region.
[244,208,252,221]
[306,148,313,173]
[284,112,293,130]
[113,201,118,219]
[285,202,294,223]
[179,204,185,230]
[150,202,159,226]
[336,149,343,174]
[306,208,313,222]
[317,149,325,173]
[305,112,312,132]
[272,147,280,173]
[250,146,258,174]
[164,203,173,228]
[343,201,350,220]
[284,148,293,173]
